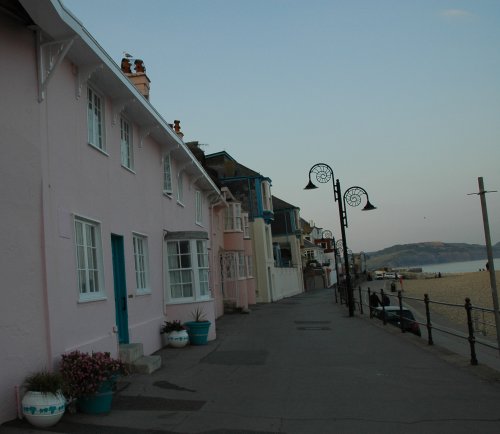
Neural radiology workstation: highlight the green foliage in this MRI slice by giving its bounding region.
[160,320,186,334]
[191,307,207,322]
[24,371,63,395]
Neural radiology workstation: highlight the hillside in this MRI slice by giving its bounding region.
[365,241,500,270]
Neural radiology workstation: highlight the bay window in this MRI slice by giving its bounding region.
[165,232,210,302]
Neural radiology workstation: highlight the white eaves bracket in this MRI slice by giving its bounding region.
[112,97,135,125]
[35,28,75,103]
[76,63,104,100]
[139,124,160,147]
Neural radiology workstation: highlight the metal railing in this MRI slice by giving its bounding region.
[335,285,500,366]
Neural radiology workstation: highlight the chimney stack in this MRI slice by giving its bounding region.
[121,57,150,100]
[173,120,184,140]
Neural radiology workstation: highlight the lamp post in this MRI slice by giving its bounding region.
[335,238,347,305]
[305,163,376,316]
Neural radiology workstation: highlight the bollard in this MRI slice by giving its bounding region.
[465,298,478,366]
[424,293,434,346]
[358,286,364,315]
[397,290,405,333]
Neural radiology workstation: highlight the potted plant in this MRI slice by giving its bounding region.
[160,320,189,348]
[60,351,127,414]
[184,307,211,345]
[22,371,66,428]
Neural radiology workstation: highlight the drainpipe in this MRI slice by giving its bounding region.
[209,194,227,313]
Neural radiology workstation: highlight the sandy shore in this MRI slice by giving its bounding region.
[399,271,500,338]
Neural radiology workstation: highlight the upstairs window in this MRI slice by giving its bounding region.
[177,172,184,204]
[261,180,272,212]
[195,190,203,225]
[163,153,172,194]
[74,216,105,301]
[120,117,133,170]
[87,86,105,151]
[225,203,242,231]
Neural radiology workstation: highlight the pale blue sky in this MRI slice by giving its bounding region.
[62,0,500,252]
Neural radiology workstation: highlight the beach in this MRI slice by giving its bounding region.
[399,271,500,338]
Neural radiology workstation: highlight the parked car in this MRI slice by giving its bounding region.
[372,306,421,336]
[384,272,397,279]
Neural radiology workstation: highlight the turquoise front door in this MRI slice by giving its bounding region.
[111,234,129,344]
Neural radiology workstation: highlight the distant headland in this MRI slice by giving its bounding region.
[366,241,500,270]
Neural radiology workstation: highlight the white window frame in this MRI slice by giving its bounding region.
[165,238,210,302]
[261,180,272,211]
[238,252,246,279]
[74,216,105,302]
[224,203,242,232]
[197,240,210,297]
[120,116,134,170]
[163,153,172,195]
[177,172,184,204]
[246,255,253,278]
[242,213,250,238]
[87,85,106,151]
[195,190,203,225]
[133,233,150,295]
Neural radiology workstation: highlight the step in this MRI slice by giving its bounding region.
[131,355,162,374]
[119,343,144,364]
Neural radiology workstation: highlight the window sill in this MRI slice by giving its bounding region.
[78,294,107,304]
[121,165,136,174]
[176,201,185,207]
[135,290,152,297]
[88,143,109,156]
[166,297,213,306]
[163,192,173,199]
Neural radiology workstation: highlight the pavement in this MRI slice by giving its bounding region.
[2,286,500,434]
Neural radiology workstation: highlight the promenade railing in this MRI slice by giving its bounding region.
[343,286,500,366]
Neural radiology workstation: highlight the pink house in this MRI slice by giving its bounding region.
[0,0,226,423]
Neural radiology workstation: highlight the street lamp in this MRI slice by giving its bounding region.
[305,163,376,316]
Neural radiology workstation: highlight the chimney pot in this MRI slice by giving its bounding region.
[173,120,184,139]
[121,58,132,73]
[134,59,146,73]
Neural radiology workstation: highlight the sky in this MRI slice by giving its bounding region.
[61,0,500,253]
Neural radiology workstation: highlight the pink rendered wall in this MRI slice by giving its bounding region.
[41,57,217,359]
[0,14,50,424]
[224,232,244,251]
[0,7,221,425]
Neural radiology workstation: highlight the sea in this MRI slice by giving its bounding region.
[414,258,500,274]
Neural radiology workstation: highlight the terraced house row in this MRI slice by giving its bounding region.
[0,0,337,424]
